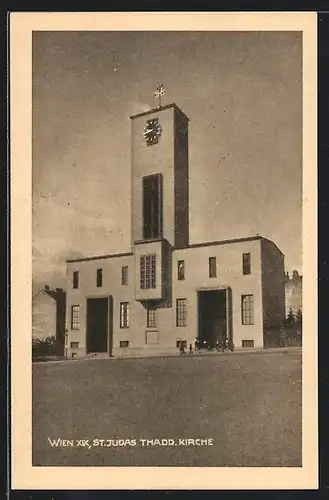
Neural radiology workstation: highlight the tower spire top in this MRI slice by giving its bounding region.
[154,83,166,108]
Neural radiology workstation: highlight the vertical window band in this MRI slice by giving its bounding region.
[142,173,163,240]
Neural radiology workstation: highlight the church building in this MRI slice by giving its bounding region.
[65,93,285,358]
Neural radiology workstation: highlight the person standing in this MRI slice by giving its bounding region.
[280,323,287,347]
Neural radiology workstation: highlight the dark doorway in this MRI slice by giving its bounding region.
[198,290,228,348]
[86,297,110,354]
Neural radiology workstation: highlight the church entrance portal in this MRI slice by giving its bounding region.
[86,297,113,354]
[197,289,231,349]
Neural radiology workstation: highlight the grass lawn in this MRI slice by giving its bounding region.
[32,351,302,467]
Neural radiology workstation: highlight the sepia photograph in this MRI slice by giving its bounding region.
[10,12,318,490]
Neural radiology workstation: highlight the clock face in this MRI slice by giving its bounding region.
[143,117,162,146]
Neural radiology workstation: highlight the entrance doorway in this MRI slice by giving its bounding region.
[197,289,232,348]
[86,297,112,354]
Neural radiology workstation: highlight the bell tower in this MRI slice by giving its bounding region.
[130,88,189,249]
[130,87,189,302]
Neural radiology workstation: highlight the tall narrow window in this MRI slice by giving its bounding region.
[96,268,103,287]
[147,308,157,328]
[73,271,79,289]
[243,253,251,275]
[241,295,254,325]
[150,254,156,288]
[176,298,187,327]
[140,254,156,289]
[178,260,185,280]
[143,173,163,239]
[140,255,146,289]
[209,257,217,278]
[120,302,130,328]
[121,266,128,285]
[71,305,80,330]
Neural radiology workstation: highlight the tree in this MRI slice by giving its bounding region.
[32,335,57,359]
[286,308,296,327]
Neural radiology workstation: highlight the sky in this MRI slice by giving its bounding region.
[32,31,302,294]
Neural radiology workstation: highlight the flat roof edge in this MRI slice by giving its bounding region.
[180,235,263,250]
[66,251,133,263]
[65,236,283,263]
[130,102,189,120]
[260,237,285,256]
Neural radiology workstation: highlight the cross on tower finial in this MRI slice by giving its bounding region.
[154,83,166,108]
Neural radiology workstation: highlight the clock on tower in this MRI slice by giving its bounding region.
[143,117,162,146]
[130,92,189,249]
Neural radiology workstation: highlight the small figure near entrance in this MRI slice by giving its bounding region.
[179,341,186,355]
[215,320,227,352]
[189,343,193,354]
[220,333,227,352]
[280,323,289,347]
[296,326,302,346]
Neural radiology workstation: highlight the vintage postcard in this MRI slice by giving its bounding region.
[10,11,318,490]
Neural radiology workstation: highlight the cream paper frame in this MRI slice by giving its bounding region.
[10,11,318,491]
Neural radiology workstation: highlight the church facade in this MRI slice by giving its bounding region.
[65,102,285,359]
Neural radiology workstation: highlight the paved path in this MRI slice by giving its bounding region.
[33,346,302,364]
[33,350,302,467]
